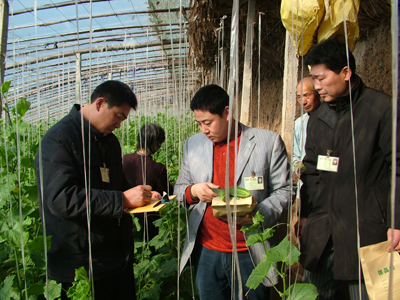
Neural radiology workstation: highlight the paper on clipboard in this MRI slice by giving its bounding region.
[124,195,176,214]
[360,241,400,300]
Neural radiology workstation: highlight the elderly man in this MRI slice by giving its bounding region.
[300,38,400,300]
[35,80,155,300]
[292,76,321,176]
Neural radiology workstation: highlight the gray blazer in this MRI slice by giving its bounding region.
[174,123,291,286]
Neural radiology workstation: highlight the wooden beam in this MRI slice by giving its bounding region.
[281,31,298,157]
[240,0,255,126]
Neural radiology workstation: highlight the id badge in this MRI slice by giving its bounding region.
[100,165,110,183]
[317,155,339,172]
[244,176,264,190]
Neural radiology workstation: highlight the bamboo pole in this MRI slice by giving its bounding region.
[240,0,255,126]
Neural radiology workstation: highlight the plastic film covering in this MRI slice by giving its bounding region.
[280,0,325,56]
[318,0,360,51]
[281,0,360,56]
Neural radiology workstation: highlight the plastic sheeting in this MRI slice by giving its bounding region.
[281,0,325,56]
[281,0,360,56]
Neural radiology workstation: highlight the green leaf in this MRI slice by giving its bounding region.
[245,260,272,289]
[240,222,261,235]
[0,275,15,300]
[133,216,142,231]
[67,267,92,300]
[44,280,62,300]
[283,283,319,300]
[16,97,31,117]
[262,227,275,240]
[27,235,52,252]
[253,211,264,223]
[160,258,177,278]
[212,188,225,201]
[246,234,265,247]
[265,237,300,265]
[1,80,11,98]
[140,281,161,299]
[25,280,45,296]
[30,251,46,269]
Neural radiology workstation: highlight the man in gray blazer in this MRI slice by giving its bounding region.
[174,84,291,300]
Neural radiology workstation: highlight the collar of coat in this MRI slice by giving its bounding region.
[70,104,110,142]
[316,74,366,129]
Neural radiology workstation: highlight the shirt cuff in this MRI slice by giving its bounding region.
[185,184,200,205]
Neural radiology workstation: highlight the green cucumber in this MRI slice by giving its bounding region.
[229,187,251,198]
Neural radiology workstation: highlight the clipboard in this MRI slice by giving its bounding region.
[125,195,177,214]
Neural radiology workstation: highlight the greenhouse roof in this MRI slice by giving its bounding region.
[3,0,195,123]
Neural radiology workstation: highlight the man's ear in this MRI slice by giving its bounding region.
[342,66,352,81]
[95,97,106,111]
[224,106,230,120]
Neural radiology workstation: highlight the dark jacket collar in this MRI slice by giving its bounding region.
[336,74,365,112]
[70,104,107,142]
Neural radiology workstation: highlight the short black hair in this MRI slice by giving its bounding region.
[91,80,138,110]
[137,123,165,155]
[190,84,229,117]
[305,37,356,75]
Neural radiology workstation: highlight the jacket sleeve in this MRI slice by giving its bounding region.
[256,134,292,229]
[35,131,124,221]
[300,115,319,218]
[292,118,303,167]
[379,101,400,230]
[174,138,194,209]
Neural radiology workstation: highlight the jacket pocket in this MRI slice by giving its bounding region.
[370,185,387,224]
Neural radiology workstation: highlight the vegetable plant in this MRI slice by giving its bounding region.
[240,211,319,300]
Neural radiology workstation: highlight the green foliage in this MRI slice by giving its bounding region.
[66,267,92,300]
[0,81,199,299]
[116,110,198,184]
[240,212,318,300]
[0,81,51,300]
[133,201,198,300]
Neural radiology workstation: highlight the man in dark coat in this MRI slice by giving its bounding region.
[35,80,155,300]
[300,38,400,300]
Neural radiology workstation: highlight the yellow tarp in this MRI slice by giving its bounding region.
[281,0,360,56]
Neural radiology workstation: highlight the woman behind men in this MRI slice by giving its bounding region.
[123,123,173,195]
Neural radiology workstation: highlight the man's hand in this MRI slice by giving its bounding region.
[123,185,152,208]
[387,228,400,252]
[151,191,162,199]
[191,182,219,203]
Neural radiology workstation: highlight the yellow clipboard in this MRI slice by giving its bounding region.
[124,195,176,214]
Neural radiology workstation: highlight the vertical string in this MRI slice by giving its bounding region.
[341,1,361,299]
[86,0,95,296]
[388,0,399,298]
[226,0,242,297]
[257,12,264,128]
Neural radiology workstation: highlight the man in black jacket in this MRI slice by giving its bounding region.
[35,80,154,300]
[300,38,400,300]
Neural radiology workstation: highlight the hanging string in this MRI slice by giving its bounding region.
[257,12,264,128]
[388,0,399,298]
[85,0,95,296]
[226,0,242,297]
[341,1,362,298]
